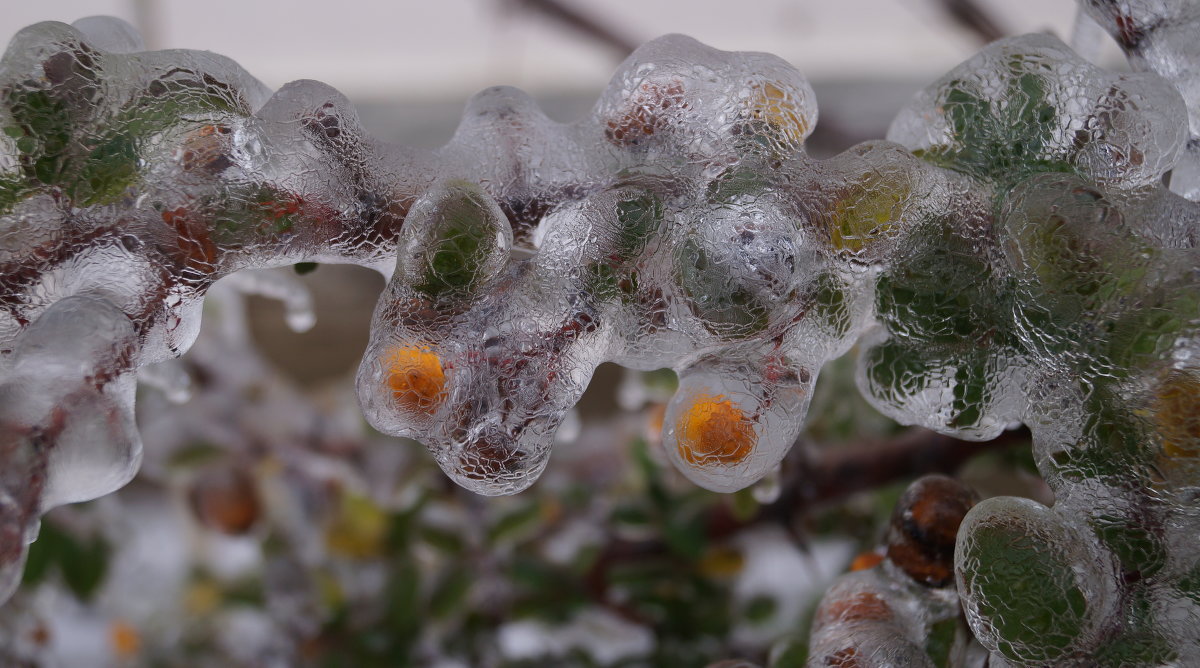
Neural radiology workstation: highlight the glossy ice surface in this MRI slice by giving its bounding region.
[1,4,1199,664]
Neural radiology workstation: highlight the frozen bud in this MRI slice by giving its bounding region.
[885,474,977,587]
[664,357,813,493]
[396,180,512,303]
[188,464,262,535]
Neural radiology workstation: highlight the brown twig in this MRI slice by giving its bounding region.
[935,0,1007,44]
[584,426,1030,623]
[510,0,640,57]
[789,426,1029,509]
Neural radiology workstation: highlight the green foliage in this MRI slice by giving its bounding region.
[767,636,808,668]
[21,518,110,601]
[412,185,508,299]
[964,520,1089,663]
[2,60,247,208]
[809,272,851,339]
[924,617,959,668]
[705,167,770,205]
[677,236,770,339]
[915,59,1072,183]
[583,191,662,306]
[5,88,75,188]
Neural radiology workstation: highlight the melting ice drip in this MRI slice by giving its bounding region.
[0,1,1199,663]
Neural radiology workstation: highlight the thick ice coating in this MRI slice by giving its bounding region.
[858,24,1200,668]
[2,9,1200,664]
[352,35,877,495]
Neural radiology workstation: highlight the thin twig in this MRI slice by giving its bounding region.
[936,0,1007,44]
[510,0,640,57]
[584,426,1029,622]
[790,426,1029,508]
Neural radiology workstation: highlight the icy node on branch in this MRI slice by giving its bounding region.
[355,35,877,495]
[0,295,140,602]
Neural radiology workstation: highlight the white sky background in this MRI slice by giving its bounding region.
[2,0,1084,102]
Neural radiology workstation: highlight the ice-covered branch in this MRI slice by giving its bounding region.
[1,5,1200,664]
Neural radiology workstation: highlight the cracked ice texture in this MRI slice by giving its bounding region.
[855,28,1200,668]
[0,17,870,591]
[1081,0,1200,200]
[355,36,871,496]
[0,8,1199,663]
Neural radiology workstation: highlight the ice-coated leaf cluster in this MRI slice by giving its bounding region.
[2,3,1200,664]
